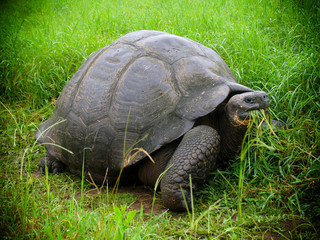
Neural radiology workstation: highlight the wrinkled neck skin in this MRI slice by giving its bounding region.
[212,106,249,168]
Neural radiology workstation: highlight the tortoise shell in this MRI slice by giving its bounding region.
[37,30,252,182]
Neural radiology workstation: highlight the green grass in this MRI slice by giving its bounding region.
[1,0,319,239]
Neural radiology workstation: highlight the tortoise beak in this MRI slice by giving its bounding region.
[227,91,270,123]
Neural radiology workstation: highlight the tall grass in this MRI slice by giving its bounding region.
[1,0,319,238]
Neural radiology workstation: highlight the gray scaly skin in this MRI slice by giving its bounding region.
[138,91,269,211]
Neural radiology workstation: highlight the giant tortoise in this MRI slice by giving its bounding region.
[37,30,270,211]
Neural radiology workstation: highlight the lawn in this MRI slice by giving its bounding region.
[1,0,319,239]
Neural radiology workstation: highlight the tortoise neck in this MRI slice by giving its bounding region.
[213,107,248,167]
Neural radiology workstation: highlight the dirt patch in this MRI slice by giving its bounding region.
[117,186,168,215]
[74,184,168,215]
[262,217,318,240]
[34,169,168,215]
[263,231,282,240]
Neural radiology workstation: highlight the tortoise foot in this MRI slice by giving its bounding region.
[160,125,220,211]
[38,154,66,174]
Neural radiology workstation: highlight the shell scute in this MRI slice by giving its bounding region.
[109,56,178,132]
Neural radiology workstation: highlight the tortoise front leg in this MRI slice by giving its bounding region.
[38,153,66,174]
[160,125,220,211]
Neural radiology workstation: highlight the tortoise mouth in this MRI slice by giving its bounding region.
[232,114,250,126]
[232,108,269,125]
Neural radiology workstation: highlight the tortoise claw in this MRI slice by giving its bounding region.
[52,160,66,174]
[38,155,66,174]
[52,168,59,174]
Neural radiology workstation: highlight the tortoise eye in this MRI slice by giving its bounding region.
[245,97,255,104]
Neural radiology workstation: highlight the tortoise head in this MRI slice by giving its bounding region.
[225,91,269,125]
